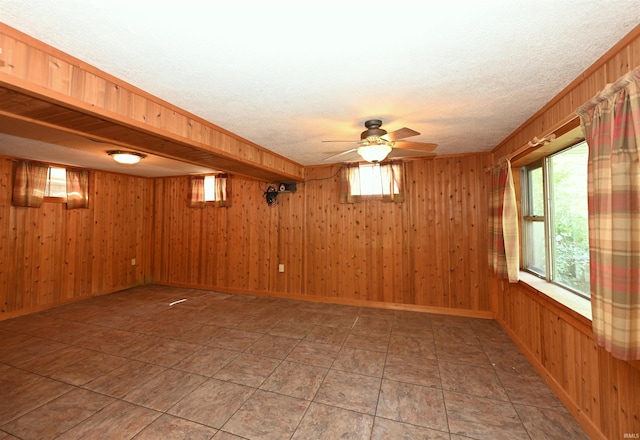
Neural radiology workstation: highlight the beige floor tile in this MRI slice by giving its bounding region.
[245,334,298,359]
[83,359,167,398]
[388,334,436,359]
[515,403,589,440]
[439,359,509,401]
[286,340,341,367]
[208,329,262,351]
[122,368,207,411]
[372,417,450,440]
[444,390,529,440]
[167,379,254,428]
[0,286,588,440]
[332,346,387,377]
[133,338,202,367]
[48,352,128,386]
[2,388,114,440]
[383,353,441,388]
[291,402,373,440]
[223,390,309,440]
[377,379,448,431]
[260,360,327,400]
[343,330,390,352]
[213,353,280,387]
[134,414,218,439]
[173,346,238,377]
[314,369,381,415]
[55,400,160,440]
[305,324,350,345]
[0,369,73,425]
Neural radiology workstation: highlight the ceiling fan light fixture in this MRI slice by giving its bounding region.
[357,144,392,163]
[107,150,146,165]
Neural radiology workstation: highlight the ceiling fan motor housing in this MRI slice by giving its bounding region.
[361,119,387,141]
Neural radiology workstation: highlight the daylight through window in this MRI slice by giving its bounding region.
[204,175,217,201]
[44,167,67,198]
[349,163,399,197]
[521,141,590,297]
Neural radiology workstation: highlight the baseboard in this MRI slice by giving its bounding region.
[157,281,494,319]
[497,318,606,440]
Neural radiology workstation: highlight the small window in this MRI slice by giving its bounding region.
[44,167,67,199]
[521,141,590,297]
[349,163,399,197]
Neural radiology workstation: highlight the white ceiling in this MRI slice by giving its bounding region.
[1,1,639,175]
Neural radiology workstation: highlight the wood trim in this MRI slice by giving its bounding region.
[0,23,304,182]
[493,23,640,156]
[498,321,606,440]
[158,281,494,318]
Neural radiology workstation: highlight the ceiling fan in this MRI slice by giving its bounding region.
[323,119,437,163]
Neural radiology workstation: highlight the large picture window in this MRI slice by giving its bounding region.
[521,141,590,297]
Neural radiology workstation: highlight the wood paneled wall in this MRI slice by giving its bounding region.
[152,154,492,316]
[0,158,152,318]
[496,283,640,439]
[0,23,303,182]
[490,24,640,440]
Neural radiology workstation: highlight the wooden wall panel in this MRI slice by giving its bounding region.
[497,283,640,439]
[491,25,640,440]
[0,158,152,318]
[0,23,304,182]
[492,24,640,160]
[152,154,492,315]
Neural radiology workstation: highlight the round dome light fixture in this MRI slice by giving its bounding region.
[107,150,146,165]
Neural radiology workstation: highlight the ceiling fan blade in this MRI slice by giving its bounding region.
[393,141,438,152]
[381,127,420,142]
[321,140,358,143]
[388,148,435,159]
[324,148,358,161]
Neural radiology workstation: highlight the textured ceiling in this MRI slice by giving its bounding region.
[1,0,640,172]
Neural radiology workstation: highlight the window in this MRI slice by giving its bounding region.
[188,174,231,208]
[521,141,590,297]
[203,175,217,201]
[349,163,399,196]
[44,166,67,199]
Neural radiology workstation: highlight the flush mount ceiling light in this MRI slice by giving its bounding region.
[356,143,393,163]
[107,150,146,165]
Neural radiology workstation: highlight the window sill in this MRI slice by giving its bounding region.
[518,271,592,321]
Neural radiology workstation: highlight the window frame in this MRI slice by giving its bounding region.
[520,140,590,299]
[347,162,400,199]
[203,174,217,202]
[43,166,67,202]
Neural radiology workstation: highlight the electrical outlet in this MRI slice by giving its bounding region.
[278,264,285,273]
[131,258,136,266]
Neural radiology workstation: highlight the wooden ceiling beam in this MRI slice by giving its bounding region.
[0,23,304,182]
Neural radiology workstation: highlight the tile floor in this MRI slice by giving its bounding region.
[0,285,588,439]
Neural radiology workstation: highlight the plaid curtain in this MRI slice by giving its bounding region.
[12,160,48,208]
[66,168,89,209]
[488,158,519,282]
[576,66,640,361]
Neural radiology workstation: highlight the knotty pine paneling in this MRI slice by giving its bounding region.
[0,24,304,182]
[496,282,640,439]
[488,24,640,440]
[492,24,640,160]
[152,177,284,295]
[153,154,491,315]
[0,158,152,318]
